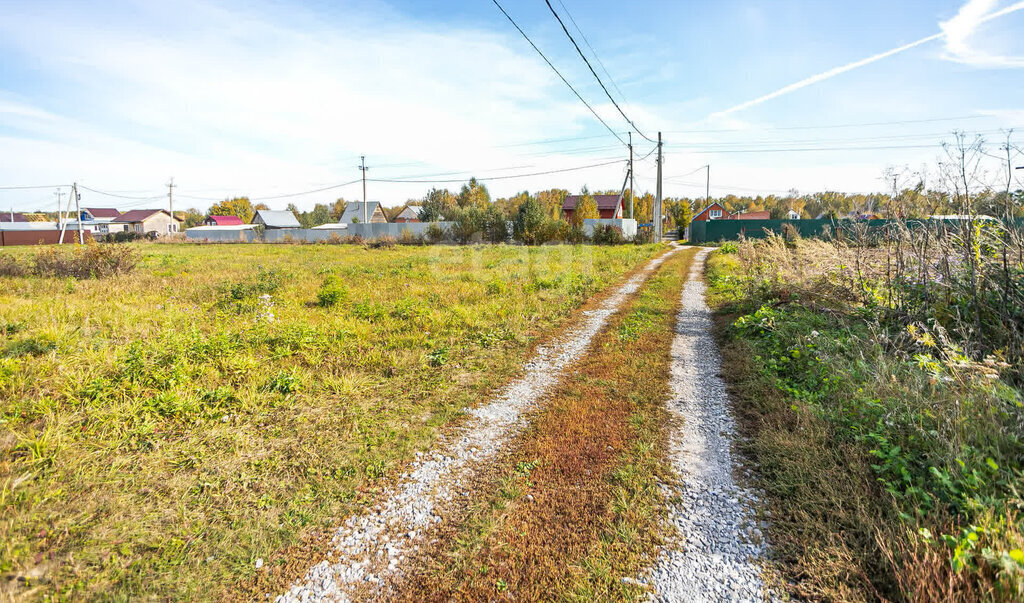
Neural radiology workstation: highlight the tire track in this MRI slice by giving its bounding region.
[275,249,678,602]
[645,248,775,602]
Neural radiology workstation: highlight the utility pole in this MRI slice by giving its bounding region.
[73,182,84,244]
[628,132,634,220]
[167,178,176,233]
[55,188,66,244]
[359,156,369,223]
[706,164,711,209]
[655,131,663,241]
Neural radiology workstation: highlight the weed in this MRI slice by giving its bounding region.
[316,275,348,307]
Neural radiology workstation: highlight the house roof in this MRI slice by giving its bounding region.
[113,209,177,223]
[340,202,383,223]
[694,202,726,218]
[728,210,770,220]
[563,194,622,212]
[395,206,419,220]
[85,207,120,218]
[253,209,301,228]
[207,215,244,226]
[0,212,28,223]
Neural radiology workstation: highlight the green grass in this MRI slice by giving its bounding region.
[0,242,664,599]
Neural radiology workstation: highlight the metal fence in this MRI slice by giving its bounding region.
[688,218,1024,244]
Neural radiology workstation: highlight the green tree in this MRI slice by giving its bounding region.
[208,197,257,223]
[419,188,457,222]
[482,205,510,243]
[330,198,347,221]
[457,177,491,209]
[180,208,205,229]
[513,197,548,245]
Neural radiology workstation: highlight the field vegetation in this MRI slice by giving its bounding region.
[707,225,1023,601]
[0,241,662,599]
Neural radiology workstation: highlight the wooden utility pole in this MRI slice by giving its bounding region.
[359,156,369,223]
[56,188,67,244]
[73,182,84,244]
[628,132,634,219]
[706,165,710,208]
[167,178,176,233]
[655,132,663,241]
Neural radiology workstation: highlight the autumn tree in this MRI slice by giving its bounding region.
[208,197,258,223]
[457,177,491,209]
[571,187,599,227]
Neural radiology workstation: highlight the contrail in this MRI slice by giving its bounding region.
[710,1,1024,118]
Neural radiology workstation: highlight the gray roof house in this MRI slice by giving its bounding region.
[340,202,387,224]
[252,209,301,229]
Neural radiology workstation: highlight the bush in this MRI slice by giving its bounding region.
[366,236,396,249]
[719,241,739,254]
[449,207,484,244]
[110,231,152,243]
[482,206,510,243]
[425,223,446,244]
[0,254,27,277]
[591,224,625,245]
[633,228,654,244]
[32,244,139,279]
[317,275,348,307]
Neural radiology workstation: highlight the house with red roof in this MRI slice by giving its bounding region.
[204,215,244,226]
[692,202,729,222]
[562,194,624,221]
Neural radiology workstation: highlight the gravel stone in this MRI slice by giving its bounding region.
[644,248,777,603]
[276,250,678,602]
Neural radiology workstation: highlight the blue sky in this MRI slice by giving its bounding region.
[0,0,1022,212]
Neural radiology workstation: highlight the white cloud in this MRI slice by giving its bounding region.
[940,0,1024,67]
[0,0,637,210]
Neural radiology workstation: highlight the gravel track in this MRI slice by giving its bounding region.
[646,248,774,602]
[275,250,677,602]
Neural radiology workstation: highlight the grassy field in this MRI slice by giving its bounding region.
[706,236,1024,601]
[0,242,663,599]
[397,248,697,601]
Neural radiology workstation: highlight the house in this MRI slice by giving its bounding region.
[726,210,771,220]
[1,212,29,223]
[204,215,244,226]
[112,209,182,236]
[340,202,388,224]
[252,209,301,229]
[76,207,126,234]
[692,202,729,222]
[786,209,802,220]
[392,206,420,223]
[562,194,624,221]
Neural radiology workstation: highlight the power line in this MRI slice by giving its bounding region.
[490,0,626,146]
[682,143,943,154]
[544,0,655,143]
[555,0,630,108]
[0,184,71,190]
[78,185,164,200]
[369,158,626,184]
[251,179,363,201]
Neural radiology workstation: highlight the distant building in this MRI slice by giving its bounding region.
[340,202,387,224]
[726,210,771,220]
[562,194,624,221]
[76,207,125,234]
[1,212,29,223]
[252,209,301,229]
[692,202,728,222]
[786,209,802,220]
[392,206,420,223]
[112,209,182,236]
[204,215,244,226]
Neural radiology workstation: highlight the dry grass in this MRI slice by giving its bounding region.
[0,242,664,599]
[395,248,697,601]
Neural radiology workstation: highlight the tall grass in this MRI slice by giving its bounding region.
[708,231,1024,600]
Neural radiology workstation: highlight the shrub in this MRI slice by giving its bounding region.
[110,231,151,243]
[449,207,484,244]
[32,244,139,279]
[482,206,510,243]
[317,275,348,307]
[0,254,27,277]
[425,223,446,244]
[719,241,739,254]
[633,228,654,244]
[366,236,396,249]
[591,224,625,245]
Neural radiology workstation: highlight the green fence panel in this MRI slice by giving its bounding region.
[688,217,1022,244]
